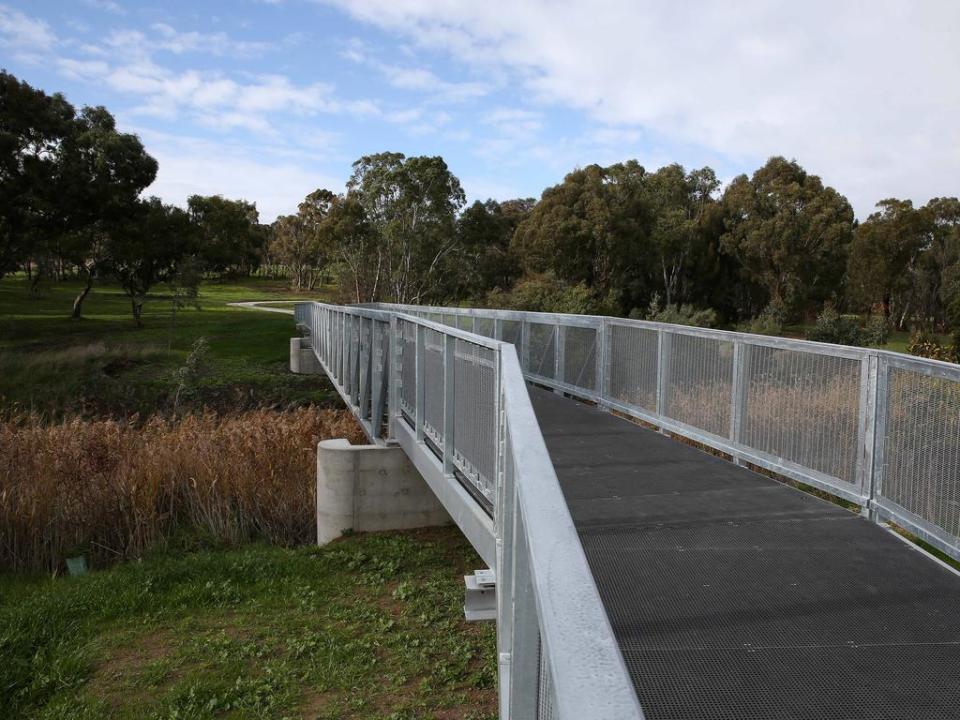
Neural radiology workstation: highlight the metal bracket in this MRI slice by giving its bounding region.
[464,569,496,622]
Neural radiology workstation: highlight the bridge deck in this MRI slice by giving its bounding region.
[529,386,960,720]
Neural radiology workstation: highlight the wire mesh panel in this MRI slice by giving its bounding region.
[475,316,495,338]
[457,314,474,331]
[607,323,659,413]
[442,313,458,327]
[453,339,498,503]
[528,322,557,380]
[741,344,862,485]
[882,366,960,542]
[664,331,734,437]
[398,319,417,418]
[537,635,557,720]
[501,319,523,348]
[562,326,598,392]
[423,327,445,445]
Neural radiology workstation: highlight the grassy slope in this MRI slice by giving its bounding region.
[0,527,497,720]
[0,276,333,416]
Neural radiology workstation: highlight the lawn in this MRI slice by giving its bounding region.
[0,527,497,720]
[0,275,334,417]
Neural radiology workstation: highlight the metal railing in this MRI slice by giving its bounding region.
[294,301,645,720]
[368,302,960,565]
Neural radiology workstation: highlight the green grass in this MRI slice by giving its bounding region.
[0,527,497,720]
[0,275,334,417]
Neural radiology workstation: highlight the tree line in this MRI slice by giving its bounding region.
[4,70,959,349]
[269,152,960,345]
[1,71,266,324]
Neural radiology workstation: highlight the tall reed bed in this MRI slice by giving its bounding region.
[0,408,364,573]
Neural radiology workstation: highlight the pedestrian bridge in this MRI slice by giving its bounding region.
[293,301,960,720]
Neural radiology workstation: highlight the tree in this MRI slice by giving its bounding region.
[104,197,198,325]
[645,164,720,306]
[59,106,157,318]
[918,197,960,332]
[512,161,651,313]
[0,71,77,279]
[270,188,337,290]
[455,198,534,298]
[345,152,465,303]
[846,199,926,324]
[188,195,264,275]
[327,194,378,303]
[721,157,854,318]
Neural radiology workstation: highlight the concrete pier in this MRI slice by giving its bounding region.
[316,439,450,544]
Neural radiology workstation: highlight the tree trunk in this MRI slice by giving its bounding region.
[71,271,94,319]
[131,298,144,327]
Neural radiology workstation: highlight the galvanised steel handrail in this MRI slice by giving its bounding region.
[294,301,645,720]
[368,302,960,565]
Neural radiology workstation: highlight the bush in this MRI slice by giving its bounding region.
[486,272,615,315]
[907,330,959,362]
[862,311,891,347]
[635,293,717,328]
[738,301,785,336]
[806,304,865,346]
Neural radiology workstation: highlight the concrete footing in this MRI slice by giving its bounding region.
[316,439,451,544]
[290,337,321,374]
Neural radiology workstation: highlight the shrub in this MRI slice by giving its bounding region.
[0,407,365,573]
[635,293,718,328]
[862,311,891,347]
[806,304,864,346]
[738,301,786,336]
[907,330,959,362]
[486,272,615,315]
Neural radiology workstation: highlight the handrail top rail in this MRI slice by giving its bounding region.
[303,301,505,351]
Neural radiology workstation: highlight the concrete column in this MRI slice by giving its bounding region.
[290,337,321,374]
[316,439,450,544]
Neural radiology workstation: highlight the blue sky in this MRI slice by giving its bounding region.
[2,1,958,222]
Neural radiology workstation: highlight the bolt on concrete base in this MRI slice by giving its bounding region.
[316,438,451,545]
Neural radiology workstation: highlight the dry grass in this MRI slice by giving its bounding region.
[0,407,365,573]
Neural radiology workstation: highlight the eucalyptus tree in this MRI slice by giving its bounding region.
[61,106,157,317]
[846,199,926,324]
[721,156,854,318]
[645,164,720,307]
[271,188,338,291]
[188,195,264,276]
[0,71,77,279]
[346,152,466,303]
[105,197,198,326]
[512,160,651,312]
[455,197,534,298]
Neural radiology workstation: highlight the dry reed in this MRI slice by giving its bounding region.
[0,407,364,573]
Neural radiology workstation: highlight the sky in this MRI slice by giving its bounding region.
[1,0,958,223]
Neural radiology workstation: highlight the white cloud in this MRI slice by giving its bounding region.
[379,63,488,101]
[135,129,346,222]
[321,0,960,216]
[0,4,57,52]
[52,37,380,131]
[101,23,269,59]
[80,0,126,15]
[148,22,270,57]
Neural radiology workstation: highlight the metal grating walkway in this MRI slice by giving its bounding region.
[529,386,960,720]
